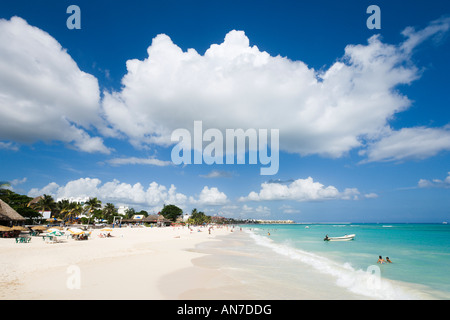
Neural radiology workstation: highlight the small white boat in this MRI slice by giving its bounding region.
[324,234,355,241]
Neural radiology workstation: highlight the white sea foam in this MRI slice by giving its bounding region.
[246,230,420,300]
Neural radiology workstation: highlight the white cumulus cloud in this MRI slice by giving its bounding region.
[189,186,228,206]
[105,156,173,167]
[28,178,231,211]
[418,172,450,188]
[361,126,450,163]
[101,17,450,160]
[0,17,110,154]
[240,177,360,202]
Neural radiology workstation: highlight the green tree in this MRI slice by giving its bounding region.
[124,208,136,219]
[63,202,84,223]
[84,197,102,225]
[0,182,11,203]
[188,208,211,225]
[137,210,148,217]
[33,194,56,218]
[160,204,182,222]
[55,199,71,219]
[102,203,117,223]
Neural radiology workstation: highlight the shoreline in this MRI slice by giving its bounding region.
[173,230,370,300]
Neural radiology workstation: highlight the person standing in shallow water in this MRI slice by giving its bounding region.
[377,256,386,264]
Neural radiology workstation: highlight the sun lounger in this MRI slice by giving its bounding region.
[15,236,31,243]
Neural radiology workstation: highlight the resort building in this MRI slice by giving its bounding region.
[117,206,129,215]
[56,196,90,205]
[120,214,172,227]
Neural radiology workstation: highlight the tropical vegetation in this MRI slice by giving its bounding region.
[160,204,183,222]
[0,181,238,225]
[187,208,211,225]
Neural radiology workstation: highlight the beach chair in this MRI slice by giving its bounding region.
[15,237,31,243]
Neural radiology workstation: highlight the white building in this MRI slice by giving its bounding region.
[56,196,90,205]
[117,206,129,215]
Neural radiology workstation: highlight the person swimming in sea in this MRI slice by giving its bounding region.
[386,257,392,263]
[377,256,386,264]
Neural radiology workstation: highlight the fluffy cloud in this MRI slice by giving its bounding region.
[240,177,360,202]
[189,186,228,206]
[418,172,450,188]
[28,178,187,209]
[105,156,172,166]
[241,204,271,216]
[217,204,271,219]
[2,15,449,163]
[199,170,234,178]
[361,126,450,163]
[27,178,230,210]
[0,17,109,154]
[102,17,450,160]
[0,142,18,151]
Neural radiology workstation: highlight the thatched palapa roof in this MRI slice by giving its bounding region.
[143,214,171,223]
[0,199,26,222]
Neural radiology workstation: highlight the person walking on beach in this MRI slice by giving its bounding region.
[377,256,386,264]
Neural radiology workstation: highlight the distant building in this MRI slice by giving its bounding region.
[56,196,90,205]
[255,219,294,224]
[117,206,129,215]
[211,216,227,224]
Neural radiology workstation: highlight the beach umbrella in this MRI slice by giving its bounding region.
[100,228,113,232]
[0,226,12,232]
[32,226,48,231]
[46,230,64,237]
[11,226,28,232]
[68,228,85,235]
[47,227,63,232]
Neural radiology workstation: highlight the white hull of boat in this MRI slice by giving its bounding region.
[324,234,355,241]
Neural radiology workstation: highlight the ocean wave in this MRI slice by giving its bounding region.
[246,230,420,300]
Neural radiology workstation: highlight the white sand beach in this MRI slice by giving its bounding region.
[0,225,243,300]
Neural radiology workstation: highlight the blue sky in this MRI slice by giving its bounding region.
[1,0,450,222]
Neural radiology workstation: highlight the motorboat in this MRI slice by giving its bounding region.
[324,234,355,241]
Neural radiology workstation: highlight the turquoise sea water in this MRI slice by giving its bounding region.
[242,223,450,299]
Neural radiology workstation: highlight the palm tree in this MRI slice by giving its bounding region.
[56,199,71,221]
[33,194,56,218]
[84,197,102,225]
[102,203,117,222]
[63,202,84,223]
